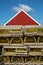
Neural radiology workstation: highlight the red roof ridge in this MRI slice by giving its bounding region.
[4,9,40,26]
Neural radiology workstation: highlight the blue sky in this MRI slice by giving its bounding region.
[0,0,43,25]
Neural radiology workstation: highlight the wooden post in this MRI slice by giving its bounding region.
[38,37,40,43]
[34,37,36,43]
[10,38,14,44]
[24,37,26,43]
[7,38,10,44]
[20,37,23,43]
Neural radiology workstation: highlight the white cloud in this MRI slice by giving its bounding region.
[12,4,33,12]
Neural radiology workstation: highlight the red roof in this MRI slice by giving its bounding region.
[5,10,40,26]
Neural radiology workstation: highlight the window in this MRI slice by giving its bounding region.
[25,37,35,43]
[3,56,10,63]
[38,28,43,33]
[18,57,23,62]
[4,48,16,53]
[12,37,21,43]
[26,28,36,33]
[30,48,42,52]
[0,29,10,34]
[40,56,43,61]
[11,57,18,62]
[0,37,8,43]
[39,36,43,43]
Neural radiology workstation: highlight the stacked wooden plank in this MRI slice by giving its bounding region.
[0,25,43,65]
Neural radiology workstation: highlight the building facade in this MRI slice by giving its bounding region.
[0,10,43,65]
